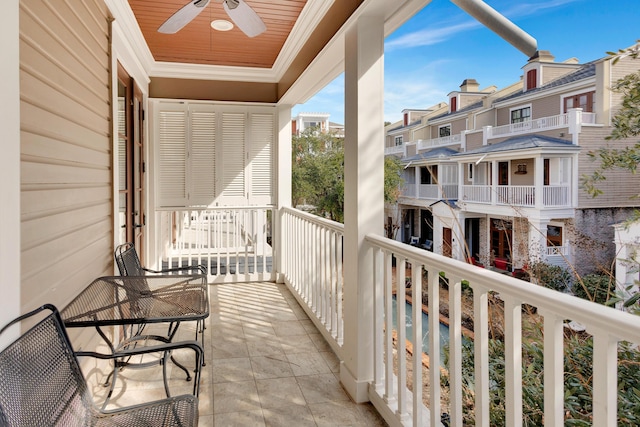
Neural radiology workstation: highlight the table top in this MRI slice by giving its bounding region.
[61,275,209,327]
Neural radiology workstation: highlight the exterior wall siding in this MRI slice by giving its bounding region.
[572,207,638,275]
[577,127,640,208]
[19,0,112,313]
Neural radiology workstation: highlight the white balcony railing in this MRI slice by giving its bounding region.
[461,185,492,204]
[277,211,640,426]
[417,133,462,150]
[496,185,536,207]
[385,144,406,156]
[461,185,571,208]
[487,110,598,141]
[281,207,345,353]
[156,206,274,283]
[362,235,640,426]
[546,245,569,256]
[489,114,568,138]
[401,183,459,200]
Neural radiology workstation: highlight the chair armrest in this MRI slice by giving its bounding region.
[75,340,203,396]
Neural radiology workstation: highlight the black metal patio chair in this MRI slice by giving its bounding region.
[114,243,209,370]
[0,304,203,427]
[114,242,207,277]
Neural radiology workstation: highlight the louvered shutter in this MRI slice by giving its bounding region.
[189,105,216,205]
[221,112,246,203]
[249,112,274,204]
[157,104,188,206]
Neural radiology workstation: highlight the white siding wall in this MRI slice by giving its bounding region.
[20,0,112,313]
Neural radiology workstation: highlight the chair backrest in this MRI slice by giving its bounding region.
[0,305,95,426]
[115,242,144,276]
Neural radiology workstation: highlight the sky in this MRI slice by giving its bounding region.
[291,0,640,125]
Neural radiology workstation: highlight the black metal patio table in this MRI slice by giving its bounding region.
[61,275,209,408]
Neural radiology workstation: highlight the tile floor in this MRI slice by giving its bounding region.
[88,282,388,426]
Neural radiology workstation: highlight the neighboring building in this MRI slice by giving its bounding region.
[387,49,640,276]
[292,112,331,135]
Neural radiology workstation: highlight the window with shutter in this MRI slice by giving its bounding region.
[221,112,246,203]
[189,105,216,205]
[250,113,274,204]
[158,105,188,206]
[154,101,274,208]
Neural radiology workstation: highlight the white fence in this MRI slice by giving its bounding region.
[461,185,571,207]
[266,208,640,426]
[281,207,345,354]
[365,234,640,427]
[155,206,274,283]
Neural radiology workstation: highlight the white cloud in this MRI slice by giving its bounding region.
[385,0,583,52]
[385,21,480,51]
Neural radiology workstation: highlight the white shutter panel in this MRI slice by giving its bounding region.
[189,106,216,205]
[249,113,273,203]
[158,105,188,206]
[221,112,246,203]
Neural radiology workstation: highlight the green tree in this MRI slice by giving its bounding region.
[292,128,405,223]
[292,128,344,221]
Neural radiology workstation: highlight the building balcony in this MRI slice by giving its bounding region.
[143,206,640,426]
[401,183,459,201]
[485,109,597,144]
[460,184,572,208]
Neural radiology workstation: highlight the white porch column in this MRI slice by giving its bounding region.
[0,0,21,343]
[275,105,293,283]
[528,218,549,264]
[491,159,498,205]
[534,156,544,209]
[414,166,420,198]
[341,14,385,403]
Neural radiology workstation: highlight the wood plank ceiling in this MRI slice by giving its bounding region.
[128,0,307,68]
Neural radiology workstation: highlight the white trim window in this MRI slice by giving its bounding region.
[510,105,531,123]
[394,135,403,146]
[439,124,451,137]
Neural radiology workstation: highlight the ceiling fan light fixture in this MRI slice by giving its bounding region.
[223,0,266,38]
[211,19,234,31]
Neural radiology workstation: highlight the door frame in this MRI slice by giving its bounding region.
[116,63,145,258]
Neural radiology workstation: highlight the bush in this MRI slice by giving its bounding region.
[528,261,572,293]
[443,325,640,426]
[572,273,615,305]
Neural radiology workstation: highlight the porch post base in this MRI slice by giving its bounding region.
[339,361,371,403]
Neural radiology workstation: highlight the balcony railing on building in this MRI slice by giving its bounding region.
[460,184,571,207]
[485,109,597,143]
[161,205,640,426]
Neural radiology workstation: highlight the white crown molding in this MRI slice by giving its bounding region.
[270,0,336,80]
[149,61,280,82]
[105,0,155,74]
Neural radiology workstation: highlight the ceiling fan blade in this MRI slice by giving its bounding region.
[158,0,211,34]
[223,0,266,38]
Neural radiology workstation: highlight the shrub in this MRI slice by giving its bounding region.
[528,261,572,293]
[572,273,615,305]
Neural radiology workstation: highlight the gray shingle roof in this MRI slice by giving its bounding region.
[403,147,459,163]
[496,62,596,103]
[453,134,580,156]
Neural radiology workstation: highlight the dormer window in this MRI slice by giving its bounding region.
[526,69,537,90]
[450,96,457,113]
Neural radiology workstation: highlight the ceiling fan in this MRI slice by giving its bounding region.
[158,0,266,37]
